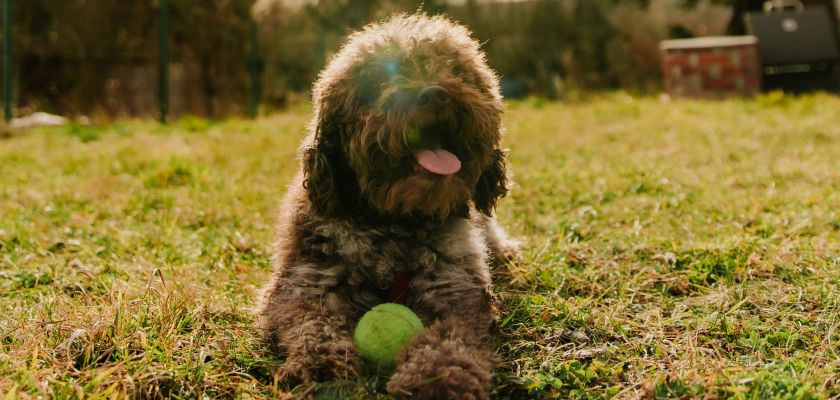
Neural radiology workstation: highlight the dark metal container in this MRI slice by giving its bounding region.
[747,2,840,92]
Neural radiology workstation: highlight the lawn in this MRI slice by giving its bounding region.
[1,93,839,399]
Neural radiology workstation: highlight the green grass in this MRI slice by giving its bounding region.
[1,92,839,399]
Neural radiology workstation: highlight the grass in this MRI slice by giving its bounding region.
[1,92,838,399]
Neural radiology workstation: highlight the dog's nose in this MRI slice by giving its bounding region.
[417,86,450,108]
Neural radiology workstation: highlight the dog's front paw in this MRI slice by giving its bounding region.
[386,338,492,399]
[482,216,521,263]
[277,339,364,385]
[492,237,521,263]
[388,365,488,400]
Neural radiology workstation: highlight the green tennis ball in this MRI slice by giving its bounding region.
[353,303,424,368]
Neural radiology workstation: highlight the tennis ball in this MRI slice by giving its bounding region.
[353,303,424,368]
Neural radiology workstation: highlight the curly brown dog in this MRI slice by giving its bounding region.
[257,13,517,399]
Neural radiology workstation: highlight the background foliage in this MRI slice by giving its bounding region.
[3,0,746,118]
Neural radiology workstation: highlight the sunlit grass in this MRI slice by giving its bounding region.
[1,92,838,399]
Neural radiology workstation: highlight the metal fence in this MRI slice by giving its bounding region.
[2,0,261,123]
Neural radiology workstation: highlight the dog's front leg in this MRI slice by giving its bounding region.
[257,272,364,385]
[478,214,520,263]
[386,286,497,400]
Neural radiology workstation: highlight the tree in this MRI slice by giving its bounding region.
[171,0,256,116]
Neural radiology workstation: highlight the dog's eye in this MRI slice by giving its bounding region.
[355,69,385,105]
[356,86,380,106]
[450,63,462,77]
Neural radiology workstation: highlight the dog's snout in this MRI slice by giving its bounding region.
[417,86,450,108]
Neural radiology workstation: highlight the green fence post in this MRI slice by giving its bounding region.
[158,0,170,123]
[248,18,261,119]
[3,0,13,123]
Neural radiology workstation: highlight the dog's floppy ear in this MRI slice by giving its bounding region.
[302,100,360,216]
[302,130,342,216]
[474,148,509,216]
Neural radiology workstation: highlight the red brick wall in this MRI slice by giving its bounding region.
[662,43,762,99]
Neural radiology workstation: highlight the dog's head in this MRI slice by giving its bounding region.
[302,14,508,220]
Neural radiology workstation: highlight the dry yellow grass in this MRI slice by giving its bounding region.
[1,93,838,399]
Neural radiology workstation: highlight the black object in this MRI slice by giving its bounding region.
[747,2,840,92]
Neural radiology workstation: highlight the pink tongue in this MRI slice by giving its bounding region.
[415,149,461,176]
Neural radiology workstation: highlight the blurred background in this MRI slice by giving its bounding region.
[1,0,839,121]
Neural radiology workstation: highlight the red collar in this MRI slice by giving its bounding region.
[388,272,413,304]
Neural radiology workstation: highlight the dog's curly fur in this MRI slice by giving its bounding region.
[257,14,517,398]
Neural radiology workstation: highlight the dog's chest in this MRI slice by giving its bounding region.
[313,218,484,290]
[341,227,446,289]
